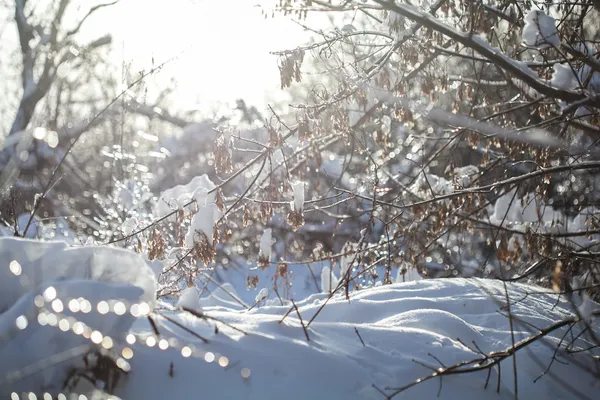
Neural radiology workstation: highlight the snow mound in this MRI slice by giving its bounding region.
[0,238,156,395]
[119,279,597,399]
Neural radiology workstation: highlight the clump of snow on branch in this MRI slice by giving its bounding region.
[192,186,210,207]
[287,181,306,230]
[291,181,305,212]
[321,266,339,293]
[454,165,479,187]
[258,228,273,267]
[490,189,551,225]
[522,10,560,49]
[550,64,579,90]
[176,287,202,313]
[122,217,139,236]
[255,287,269,303]
[154,174,216,219]
[571,274,595,324]
[340,242,359,277]
[578,58,600,93]
[410,173,453,200]
[184,203,221,247]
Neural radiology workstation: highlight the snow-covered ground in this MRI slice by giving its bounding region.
[1,238,598,399]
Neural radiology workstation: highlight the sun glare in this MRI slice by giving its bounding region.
[81,0,310,114]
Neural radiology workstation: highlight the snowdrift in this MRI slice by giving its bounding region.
[0,238,598,399]
[0,238,155,395]
[123,279,598,399]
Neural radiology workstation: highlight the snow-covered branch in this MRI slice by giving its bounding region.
[373,0,599,106]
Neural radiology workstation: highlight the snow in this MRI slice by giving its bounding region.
[522,10,560,49]
[321,266,340,293]
[291,181,305,212]
[192,187,209,207]
[579,61,600,93]
[381,115,392,135]
[122,217,139,236]
[176,287,203,314]
[16,213,42,238]
[2,239,599,399]
[550,64,578,90]
[395,263,423,283]
[258,228,272,261]
[454,165,479,187]
[118,279,597,399]
[488,193,600,253]
[154,174,217,220]
[410,173,454,199]
[569,207,600,248]
[254,287,269,304]
[340,242,359,277]
[184,203,221,247]
[490,189,554,225]
[0,238,155,395]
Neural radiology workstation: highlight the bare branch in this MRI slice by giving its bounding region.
[65,0,120,37]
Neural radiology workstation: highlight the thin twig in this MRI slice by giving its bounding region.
[291,299,310,341]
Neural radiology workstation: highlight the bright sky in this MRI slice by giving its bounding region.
[83,0,317,115]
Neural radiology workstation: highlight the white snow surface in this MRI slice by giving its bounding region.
[0,238,156,395]
[2,239,599,399]
[118,279,598,400]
